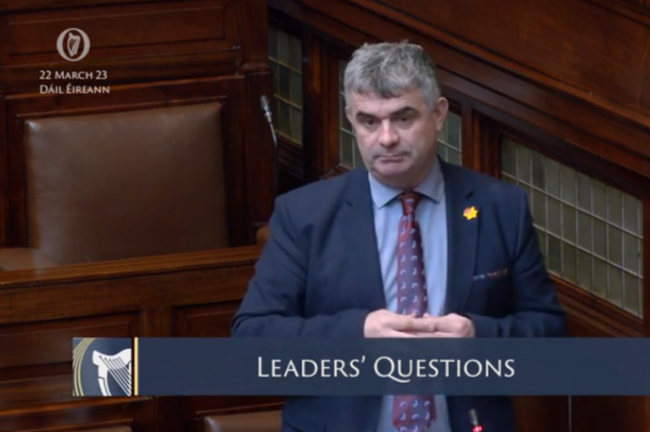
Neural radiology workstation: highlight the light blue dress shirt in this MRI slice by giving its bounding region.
[369,160,451,432]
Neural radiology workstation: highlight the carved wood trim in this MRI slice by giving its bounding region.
[584,0,650,27]
[288,0,650,168]
[619,0,650,8]
[348,0,650,135]
[0,246,268,431]
[620,0,650,7]
[0,246,260,287]
[0,96,5,247]
[557,279,643,337]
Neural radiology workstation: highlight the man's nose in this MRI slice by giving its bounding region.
[378,120,399,147]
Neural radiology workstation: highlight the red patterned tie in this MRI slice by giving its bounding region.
[392,192,435,432]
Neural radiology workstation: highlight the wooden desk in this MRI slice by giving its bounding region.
[0,246,282,432]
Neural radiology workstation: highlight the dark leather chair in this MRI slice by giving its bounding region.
[0,102,230,270]
[203,410,282,432]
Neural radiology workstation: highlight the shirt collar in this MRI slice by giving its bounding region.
[368,157,445,209]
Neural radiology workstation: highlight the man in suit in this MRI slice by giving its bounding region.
[232,41,566,432]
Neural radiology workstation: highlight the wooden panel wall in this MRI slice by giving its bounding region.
[268,0,650,431]
[0,0,281,429]
[0,0,275,247]
[0,247,283,431]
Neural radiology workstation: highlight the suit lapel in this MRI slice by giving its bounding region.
[340,168,384,430]
[341,168,386,310]
[441,161,479,314]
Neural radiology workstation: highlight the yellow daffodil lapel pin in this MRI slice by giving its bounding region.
[463,206,478,221]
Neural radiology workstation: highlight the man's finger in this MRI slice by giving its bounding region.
[429,316,459,332]
[385,329,416,338]
[429,331,458,338]
[385,314,418,329]
[391,315,439,332]
[408,331,439,338]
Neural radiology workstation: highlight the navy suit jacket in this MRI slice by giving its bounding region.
[232,161,566,432]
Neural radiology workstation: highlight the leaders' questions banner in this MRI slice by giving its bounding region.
[72,337,650,397]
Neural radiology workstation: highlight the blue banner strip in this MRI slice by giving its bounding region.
[124,338,650,396]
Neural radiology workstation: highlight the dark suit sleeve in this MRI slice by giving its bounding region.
[464,188,566,337]
[231,196,370,338]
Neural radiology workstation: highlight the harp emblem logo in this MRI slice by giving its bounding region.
[93,349,133,396]
[56,28,91,62]
[73,338,133,397]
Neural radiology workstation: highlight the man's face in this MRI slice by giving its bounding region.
[346,88,448,189]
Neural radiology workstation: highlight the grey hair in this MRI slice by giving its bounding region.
[344,41,440,111]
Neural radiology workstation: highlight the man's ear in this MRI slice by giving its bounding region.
[433,97,449,132]
[345,105,354,126]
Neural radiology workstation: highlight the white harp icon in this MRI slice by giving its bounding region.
[56,28,90,62]
[66,32,81,57]
[92,348,132,396]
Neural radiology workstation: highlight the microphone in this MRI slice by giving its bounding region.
[259,95,277,149]
[259,95,279,197]
[469,409,483,432]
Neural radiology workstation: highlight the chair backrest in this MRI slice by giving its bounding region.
[203,410,282,432]
[23,102,229,266]
[83,428,132,432]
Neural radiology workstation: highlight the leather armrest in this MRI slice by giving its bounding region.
[204,410,281,432]
[0,248,61,271]
[256,225,270,246]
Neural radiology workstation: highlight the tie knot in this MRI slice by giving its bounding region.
[399,192,421,216]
